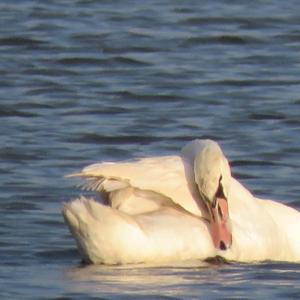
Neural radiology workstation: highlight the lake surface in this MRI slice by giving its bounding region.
[1,1,300,299]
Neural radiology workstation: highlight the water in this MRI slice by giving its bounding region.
[1,0,300,299]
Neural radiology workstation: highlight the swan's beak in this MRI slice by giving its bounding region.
[208,197,232,251]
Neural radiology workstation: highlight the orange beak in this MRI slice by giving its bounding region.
[207,197,232,250]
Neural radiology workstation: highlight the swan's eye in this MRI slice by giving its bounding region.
[216,175,225,198]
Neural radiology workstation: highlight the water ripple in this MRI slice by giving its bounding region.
[1,1,300,299]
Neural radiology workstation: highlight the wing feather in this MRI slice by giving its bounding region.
[67,155,203,216]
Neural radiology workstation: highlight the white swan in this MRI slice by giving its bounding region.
[63,139,300,264]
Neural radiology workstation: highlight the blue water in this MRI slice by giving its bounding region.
[1,1,300,299]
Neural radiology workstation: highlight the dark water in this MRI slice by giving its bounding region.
[1,1,300,299]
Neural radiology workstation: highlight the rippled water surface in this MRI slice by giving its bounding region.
[1,1,300,299]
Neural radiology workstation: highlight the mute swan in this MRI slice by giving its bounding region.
[63,139,300,264]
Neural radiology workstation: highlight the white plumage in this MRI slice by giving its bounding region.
[63,139,300,264]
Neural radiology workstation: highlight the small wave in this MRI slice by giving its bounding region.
[231,159,278,167]
[113,56,153,67]
[0,105,38,117]
[57,57,107,66]
[182,35,261,47]
[0,36,47,48]
[67,134,160,145]
[35,248,79,260]
[247,112,286,121]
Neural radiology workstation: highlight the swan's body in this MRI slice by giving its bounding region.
[63,139,300,264]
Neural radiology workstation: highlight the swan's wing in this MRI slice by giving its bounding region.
[76,174,189,215]
[67,155,203,216]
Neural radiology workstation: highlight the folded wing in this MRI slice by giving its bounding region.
[67,155,203,216]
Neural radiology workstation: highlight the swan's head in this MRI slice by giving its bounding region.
[194,140,232,251]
